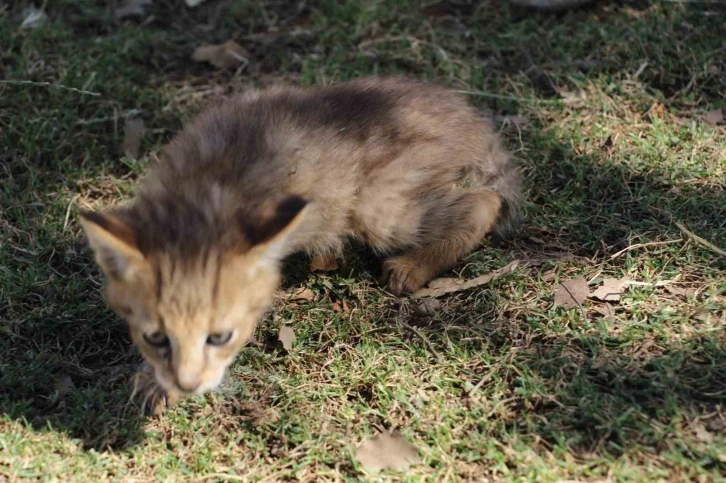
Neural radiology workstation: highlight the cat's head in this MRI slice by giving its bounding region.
[79,195,308,395]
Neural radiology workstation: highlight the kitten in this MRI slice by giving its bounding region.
[79,77,522,409]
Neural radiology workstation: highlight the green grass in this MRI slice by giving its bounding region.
[1,0,725,481]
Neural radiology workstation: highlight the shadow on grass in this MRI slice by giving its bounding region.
[0,236,148,451]
[444,312,726,458]
[515,334,726,456]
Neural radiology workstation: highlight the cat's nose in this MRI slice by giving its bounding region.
[176,373,201,393]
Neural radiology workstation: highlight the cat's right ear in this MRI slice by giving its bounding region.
[79,210,146,281]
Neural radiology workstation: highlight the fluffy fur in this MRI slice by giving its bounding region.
[79,77,522,404]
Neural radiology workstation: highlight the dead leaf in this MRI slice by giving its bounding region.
[693,422,714,443]
[554,277,589,309]
[594,303,615,318]
[332,299,349,313]
[278,325,295,352]
[647,102,666,120]
[192,40,250,69]
[707,417,726,433]
[695,311,713,323]
[114,0,151,19]
[413,260,519,298]
[412,297,441,316]
[20,7,47,29]
[185,0,208,7]
[556,87,586,103]
[666,285,698,298]
[703,108,724,126]
[541,269,556,282]
[354,432,422,474]
[122,117,145,160]
[310,253,339,272]
[589,277,631,302]
[288,287,315,302]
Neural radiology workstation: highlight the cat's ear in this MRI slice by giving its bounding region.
[79,209,146,281]
[238,195,309,265]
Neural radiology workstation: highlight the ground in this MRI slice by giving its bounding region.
[1,0,725,481]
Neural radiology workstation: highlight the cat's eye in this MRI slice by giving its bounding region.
[143,331,170,348]
[207,331,233,346]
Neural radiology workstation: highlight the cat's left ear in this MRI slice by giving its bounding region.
[79,209,147,281]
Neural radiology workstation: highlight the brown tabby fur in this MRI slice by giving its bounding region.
[79,77,522,407]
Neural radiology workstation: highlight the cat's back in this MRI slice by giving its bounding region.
[151,78,478,191]
[146,78,508,212]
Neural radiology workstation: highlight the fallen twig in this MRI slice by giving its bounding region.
[0,79,100,96]
[468,372,493,397]
[392,318,443,364]
[610,239,683,260]
[413,260,520,298]
[676,222,726,258]
[76,109,142,125]
[197,473,247,481]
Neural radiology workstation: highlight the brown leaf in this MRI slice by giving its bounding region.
[703,108,724,126]
[695,311,714,323]
[693,422,714,443]
[185,0,208,7]
[288,287,315,302]
[278,325,295,352]
[541,269,557,282]
[594,303,615,318]
[354,432,421,474]
[413,260,519,298]
[666,285,698,298]
[589,278,631,302]
[192,40,250,69]
[114,0,151,19]
[332,299,349,313]
[647,102,666,120]
[122,117,146,160]
[309,253,339,272]
[707,418,726,433]
[412,297,441,316]
[554,277,589,309]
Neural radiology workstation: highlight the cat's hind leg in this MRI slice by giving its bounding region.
[381,189,503,295]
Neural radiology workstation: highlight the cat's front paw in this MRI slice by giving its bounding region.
[130,365,180,416]
[381,256,431,296]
